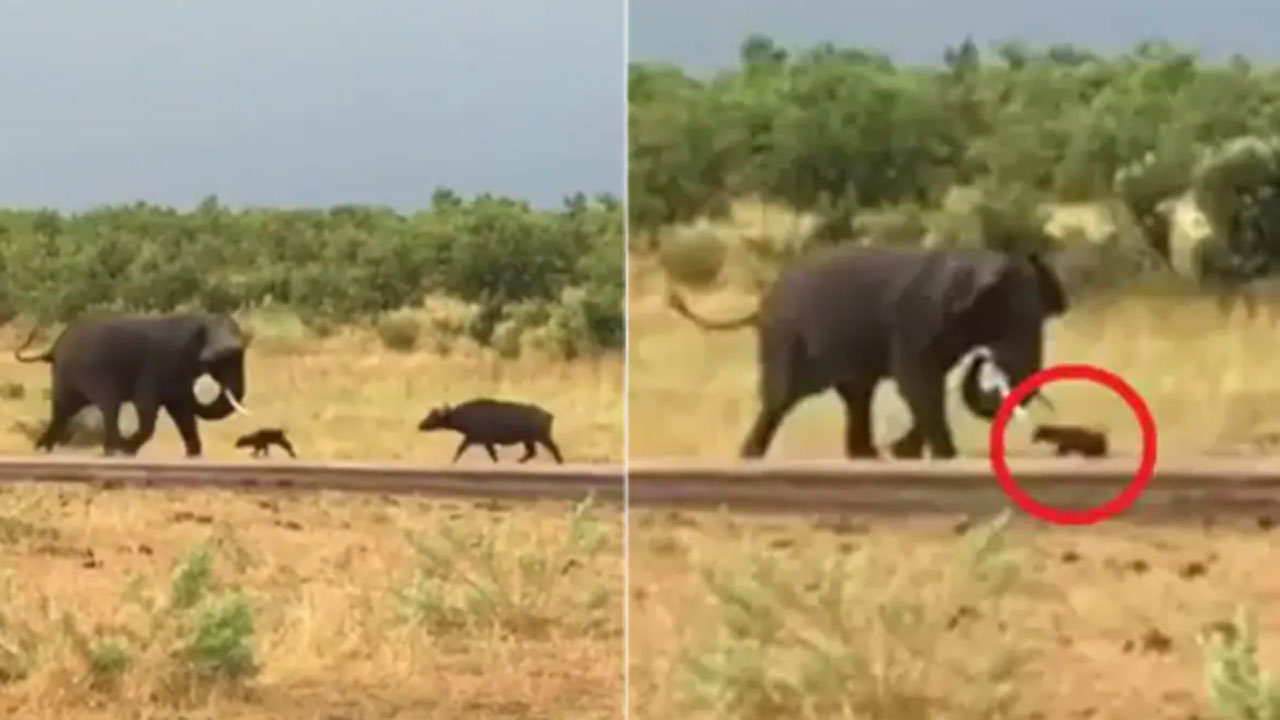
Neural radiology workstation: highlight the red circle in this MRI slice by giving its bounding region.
[988,363,1158,525]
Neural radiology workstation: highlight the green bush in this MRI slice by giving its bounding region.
[0,190,625,352]
[674,510,1032,720]
[659,229,728,288]
[1198,605,1280,719]
[1192,135,1280,281]
[628,37,1280,291]
[851,203,928,246]
[375,312,422,353]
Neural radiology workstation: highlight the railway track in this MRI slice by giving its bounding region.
[628,457,1280,520]
[8,455,1280,522]
[0,455,624,504]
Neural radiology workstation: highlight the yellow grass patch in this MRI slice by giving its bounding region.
[629,199,1280,461]
[0,483,623,720]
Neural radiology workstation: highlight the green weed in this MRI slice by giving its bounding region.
[395,495,617,637]
[673,510,1033,720]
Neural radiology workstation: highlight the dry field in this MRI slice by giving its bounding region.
[627,200,1280,719]
[0,482,623,720]
[629,506,1280,719]
[628,201,1280,461]
[0,309,624,464]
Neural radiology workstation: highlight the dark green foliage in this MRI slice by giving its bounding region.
[1192,137,1280,281]
[630,36,1280,281]
[0,190,624,351]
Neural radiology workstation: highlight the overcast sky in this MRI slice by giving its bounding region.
[0,0,623,212]
[629,0,1280,72]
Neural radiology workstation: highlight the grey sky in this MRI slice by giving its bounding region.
[630,0,1280,72]
[0,0,623,212]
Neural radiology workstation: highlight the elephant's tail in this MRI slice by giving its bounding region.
[13,326,53,363]
[666,288,759,331]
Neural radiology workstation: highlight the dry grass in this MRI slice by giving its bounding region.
[628,507,1280,719]
[0,307,623,463]
[0,483,623,720]
[628,199,1280,461]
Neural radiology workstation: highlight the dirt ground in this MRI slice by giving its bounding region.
[0,482,623,720]
[0,310,624,464]
[628,506,1280,719]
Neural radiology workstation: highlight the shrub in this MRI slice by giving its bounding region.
[659,229,728,289]
[1192,135,1280,282]
[394,495,615,637]
[851,203,929,246]
[1197,605,1280,719]
[0,190,623,347]
[375,312,422,353]
[674,510,1033,720]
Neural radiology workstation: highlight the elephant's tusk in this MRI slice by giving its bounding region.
[990,378,1032,423]
[223,388,253,417]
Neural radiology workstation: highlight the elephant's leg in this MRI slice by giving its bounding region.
[741,335,813,459]
[163,403,202,458]
[80,385,126,457]
[96,398,127,457]
[539,436,564,464]
[518,441,537,463]
[37,386,88,452]
[888,426,925,459]
[834,379,878,459]
[890,356,956,460]
[123,397,161,456]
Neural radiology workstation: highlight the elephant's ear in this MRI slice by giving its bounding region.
[186,318,243,365]
[890,252,1012,354]
[1027,252,1068,317]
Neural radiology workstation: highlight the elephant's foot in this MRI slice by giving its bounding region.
[845,443,879,460]
[929,445,958,460]
[889,431,924,459]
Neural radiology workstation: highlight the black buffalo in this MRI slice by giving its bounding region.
[417,398,564,464]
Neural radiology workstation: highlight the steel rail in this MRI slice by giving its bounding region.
[0,455,623,504]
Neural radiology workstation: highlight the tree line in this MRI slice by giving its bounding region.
[629,35,1280,290]
[0,189,624,351]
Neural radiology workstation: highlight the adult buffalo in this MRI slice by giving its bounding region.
[667,244,1067,460]
[16,312,252,457]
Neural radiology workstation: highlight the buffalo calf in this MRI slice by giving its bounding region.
[235,428,296,458]
[417,397,564,464]
[1032,424,1108,459]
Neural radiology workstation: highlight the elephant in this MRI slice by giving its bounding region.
[15,312,252,457]
[666,244,1068,460]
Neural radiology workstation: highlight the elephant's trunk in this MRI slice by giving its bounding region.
[960,350,1052,422]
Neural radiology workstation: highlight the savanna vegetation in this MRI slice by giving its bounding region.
[628,37,1280,460]
[630,507,1280,720]
[630,36,1280,292]
[627,36,1280,719]
[0,484,622,720]
[0,189,624,462]
[3,189,623,355]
